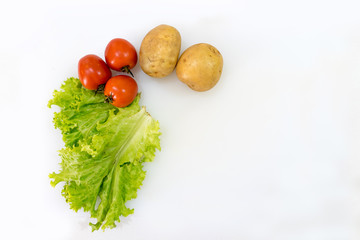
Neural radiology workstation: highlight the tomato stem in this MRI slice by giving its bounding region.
[121,65,134,77]
[94,84,106,95]
[104,94,114,103]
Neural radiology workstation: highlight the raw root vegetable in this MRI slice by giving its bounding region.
[139,24,181,78]
[176,43,223,92]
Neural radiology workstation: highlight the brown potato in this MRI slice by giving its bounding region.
[176,43,223,92]
[139,24,181,78]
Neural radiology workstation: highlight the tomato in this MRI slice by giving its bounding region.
[104,38,137,76]
[104,75,138,108]
[78,54,111,90]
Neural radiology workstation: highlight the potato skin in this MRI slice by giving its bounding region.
[176,43,223,92]
[139,24,181,78]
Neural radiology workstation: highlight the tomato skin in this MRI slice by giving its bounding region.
[78,54,112,90]
[104,75,138,108]
[105,38,138,72]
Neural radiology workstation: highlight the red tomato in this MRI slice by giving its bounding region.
[104,75,138,108]
[104,38,137,76]
[78,54,111,90]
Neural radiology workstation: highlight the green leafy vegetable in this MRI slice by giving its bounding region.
[48,77,161,231]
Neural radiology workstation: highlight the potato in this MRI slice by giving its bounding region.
[139,24,181,78]
[176,43,223,92]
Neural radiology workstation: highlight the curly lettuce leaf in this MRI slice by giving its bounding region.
[49,77,161,231]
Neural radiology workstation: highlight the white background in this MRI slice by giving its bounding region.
[1,0,360,239]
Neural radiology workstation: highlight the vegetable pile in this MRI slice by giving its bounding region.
[49,24,223,232]
[49,77,160,231]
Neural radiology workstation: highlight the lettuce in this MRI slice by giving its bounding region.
[48,77,161,231]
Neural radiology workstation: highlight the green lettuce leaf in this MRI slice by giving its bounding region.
[49,77,161,231]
